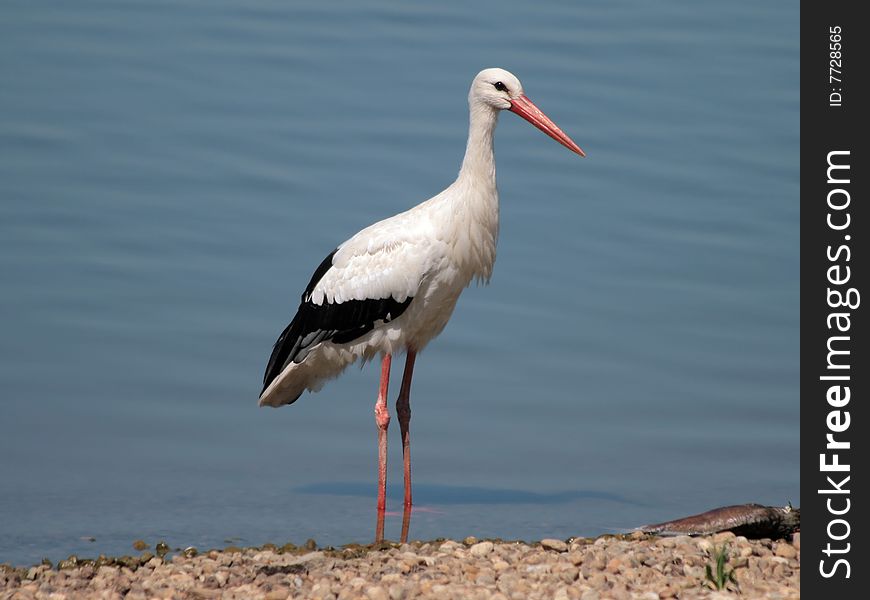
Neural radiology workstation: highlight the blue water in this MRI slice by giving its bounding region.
[0,1,798,565]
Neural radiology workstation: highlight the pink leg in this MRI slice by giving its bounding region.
[396,351,416,510]
[400,503,412,545]
[374,354,392,542]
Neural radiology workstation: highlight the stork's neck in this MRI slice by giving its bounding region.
[457,102,499,186]
[444,101,500,285]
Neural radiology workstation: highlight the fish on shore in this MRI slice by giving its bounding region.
[639,503,799,539]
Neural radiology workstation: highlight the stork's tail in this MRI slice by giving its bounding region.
[258,374,304,407]
[258,342,359,407]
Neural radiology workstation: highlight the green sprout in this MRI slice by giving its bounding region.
[705,543,738,591]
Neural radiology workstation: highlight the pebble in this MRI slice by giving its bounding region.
[388,583,404,600]
[470,541,494,557]
[712,531,736,543]
[0,535,799,599]
[214,571,229,587]
[540,539,568,552]
[365,585,388,600]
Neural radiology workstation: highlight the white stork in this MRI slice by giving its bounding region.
[260,67,584,541]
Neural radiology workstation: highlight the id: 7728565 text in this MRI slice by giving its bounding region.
[829,25,843,107]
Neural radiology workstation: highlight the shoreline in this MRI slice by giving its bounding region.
[2,531,799,599]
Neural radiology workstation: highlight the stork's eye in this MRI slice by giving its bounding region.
[493,81,508,92]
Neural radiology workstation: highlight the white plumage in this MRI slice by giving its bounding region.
[258,67,583,539]
[259,174,496,406]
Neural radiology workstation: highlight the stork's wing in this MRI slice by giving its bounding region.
[261,216,442,395]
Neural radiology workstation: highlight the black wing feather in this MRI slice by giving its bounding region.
[261,249,413,397]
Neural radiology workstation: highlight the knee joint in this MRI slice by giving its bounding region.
[375,404,390,430]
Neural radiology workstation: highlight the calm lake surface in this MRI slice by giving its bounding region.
[0,1,798,564]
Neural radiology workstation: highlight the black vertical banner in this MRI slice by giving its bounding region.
[802,1,868,597]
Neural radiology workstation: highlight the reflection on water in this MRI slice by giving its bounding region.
[297,483,638,506]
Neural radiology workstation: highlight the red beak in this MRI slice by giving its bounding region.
[509,95,585,157]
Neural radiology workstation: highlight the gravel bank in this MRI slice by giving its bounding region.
[1,531,799,599]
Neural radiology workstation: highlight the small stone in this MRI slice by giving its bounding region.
[606,558,622,573]
[365,585,389,600]
[477,573,496,586]
[464,536,478,545]
[696,538,713,553]
[265,588,290,600]
[97,565,118,579]
[305,538,318,550]
[541,539,568,552]
[792,532,800,550]
[683,564,704,579]
[388,584,405,600]
[132,540,148,551]
[470,541,494,557]
[775,543,797,559]
[439,541,462,552]
[584,554,606,571]
[712,531,736,544]
[526,563,551,574]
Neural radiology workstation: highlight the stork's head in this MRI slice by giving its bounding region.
[470,67,585,157]
[471,68,524,110]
